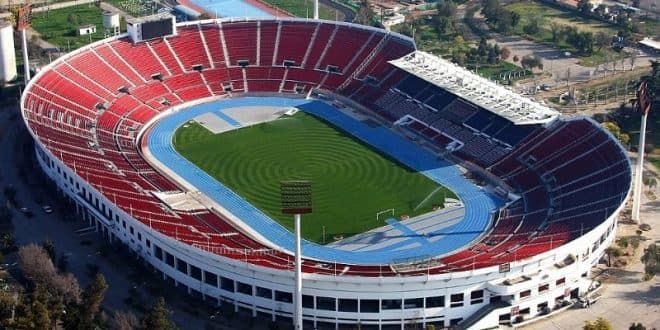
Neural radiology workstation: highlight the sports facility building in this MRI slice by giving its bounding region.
[21,17,631,329]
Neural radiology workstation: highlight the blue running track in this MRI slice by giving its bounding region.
[147,97,502,264]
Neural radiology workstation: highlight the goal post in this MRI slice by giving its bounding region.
[376,208,395,223]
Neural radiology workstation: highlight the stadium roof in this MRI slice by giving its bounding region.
[389,51,560,125]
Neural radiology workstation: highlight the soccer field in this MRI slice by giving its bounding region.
[173,112,456,244]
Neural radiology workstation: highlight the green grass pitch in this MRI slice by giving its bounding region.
[173,112,456,244]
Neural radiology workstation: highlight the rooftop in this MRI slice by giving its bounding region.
[389,51,560,125]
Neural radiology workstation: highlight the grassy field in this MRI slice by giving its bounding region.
[504,1,623,66]
[260,0,338,20]
[174,112,455,244]
[31,4,124,51]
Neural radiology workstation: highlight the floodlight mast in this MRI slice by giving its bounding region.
[281,181,312,330]
[314,0,319,19]
[632,81,652,223]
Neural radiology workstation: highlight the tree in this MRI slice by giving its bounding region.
[67,13,79,26]
[31,300,52,330]
[594,32,611,51]
[18,244,57,284]
[641,243,660,278]
[436,0,457,17]
[629,322,647,330]
[577,0,593,16]
[67,273,108,328]
[583,317,614,330]
[520,54,543,70]
[605,246,622,266]
[0,290,15,321]
[142,297,176,330]
[550,22,562,42]
[356,0,376,26]
[42,239,56,263]
[113,311,140,330]
[500,46,511,60]
[523,20,540,35]
[601,121,630,146]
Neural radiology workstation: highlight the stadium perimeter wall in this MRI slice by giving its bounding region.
[28,97,627,329]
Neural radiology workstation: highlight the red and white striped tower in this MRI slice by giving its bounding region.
[632,81,653,223]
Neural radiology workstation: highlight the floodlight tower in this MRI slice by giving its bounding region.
[11,1,32,84]
[314,0,319,19]
[631,80,653,223]
[281,181,312,330]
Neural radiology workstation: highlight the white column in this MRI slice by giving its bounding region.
[314,0,319,20]
[631,112,647,223]
[21,29,30,83]
[294,213,303,330]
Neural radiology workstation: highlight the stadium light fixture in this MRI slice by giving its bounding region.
[632,81,652,223]
[281,180,312,330]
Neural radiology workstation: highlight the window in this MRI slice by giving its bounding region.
[450,293,464,308]
[404,298,423,309]
[426,296,445,308]
[360,299,379,313]
[220,277,234,292]
[556,277,565,286]
[204,271,217,287]
[190,265,201,280]
[539,284,549,293]
[137,233,142,241]
[519,290,531,299]
[130,227,134,235]
[176,259,188,274]
[165,252,174,267]
[275,291,292,303]
[122,220,126,229]
[338,299,357,312]
[381,299,402,310]
[154,245,163,260]
[146,239,151,248]
[256,287,272,299]
[470,290,484,304]
[450,318,463,326]
[302,295,313,308]
[316,296,336,311]
[236,282,252,295]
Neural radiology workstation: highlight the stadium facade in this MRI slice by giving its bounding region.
[21,18,631,329]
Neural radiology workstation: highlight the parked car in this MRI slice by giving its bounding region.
[42,205,53,214]
[19,207,33,218]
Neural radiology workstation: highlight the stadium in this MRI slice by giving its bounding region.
[20,17,631,329]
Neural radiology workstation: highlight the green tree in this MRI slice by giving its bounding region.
[520,54,543,70]
[550,22,562,42]
[31,300,52,330]
[523,20,540,35]
[142,297,176,330]
[42,239,56,263]
[67,273,108,328]
[601,121,630,146]
[436,0,457,17]
[577,0,593,16]
[356,0,376,26]
[641,243,659,278]
[594,32,611,51]
[67,13,79,26]
[583,317,614,330]
[629,322,647,330]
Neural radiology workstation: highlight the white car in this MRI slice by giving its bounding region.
[42,205,53,214]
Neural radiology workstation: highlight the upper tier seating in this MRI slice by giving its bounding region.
[22,19,630,276]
